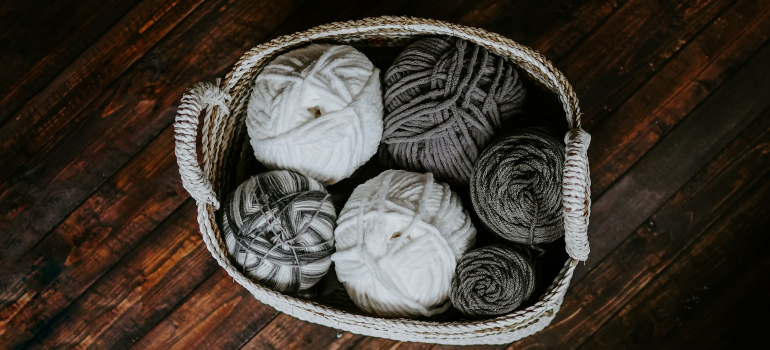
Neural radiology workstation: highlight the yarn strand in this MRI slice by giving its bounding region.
[450,245,536,318]
[222,171,337,294]
[332,170,476,318]
[247,44,383,184]
[382,37,527,185]
[471,127,566,246]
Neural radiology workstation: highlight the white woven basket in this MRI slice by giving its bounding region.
[173,16,591,345]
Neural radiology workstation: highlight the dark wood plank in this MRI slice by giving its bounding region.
[0,0,303,261]
[0,0,34,32]
[576,41,770,283]
[559,0,734,130]
[657,244,770,348]
[433,345,498,350]
[24,201,219,349]
[0,127,186,348]
[354,338,433,350]
[3,0,768,348]
[238,313,362,350]
[403,0,518,27]
[0,0,305,347]
[588,0,770,196]
[579,170,770,349]
[507,73,770,349]
[0,0,141,123]
[489,0,629,59]
[131,269,278,350]
[0,0,206,184]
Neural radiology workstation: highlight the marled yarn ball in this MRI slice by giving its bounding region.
[332,170,476,318]
[471,127,565,246]
[450,245,536,318]
[382,37,527,185]
[247,44,383,184]
[222,170,336,294]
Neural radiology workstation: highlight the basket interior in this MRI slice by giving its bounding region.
[215,37,572,322]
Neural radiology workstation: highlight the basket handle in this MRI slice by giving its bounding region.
[173,82,231,209]
[563,128,591,261]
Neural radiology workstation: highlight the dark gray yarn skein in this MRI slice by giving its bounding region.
[382,37,527,185]
[471,127,565,246]
[221,170,336,294]
[450,245,536,318]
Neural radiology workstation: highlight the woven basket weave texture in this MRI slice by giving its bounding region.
[173,16,592,345]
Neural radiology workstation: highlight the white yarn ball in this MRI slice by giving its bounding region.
[332,170,476,318]
[247,44,384,185]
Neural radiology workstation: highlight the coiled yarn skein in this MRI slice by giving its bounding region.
[221,170,337,294]
[332,170,476,318]
[450,245,536,318]
[471,127,565,246]
[247,44,383,185]
[382,37,527,185]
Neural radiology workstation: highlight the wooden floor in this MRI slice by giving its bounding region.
[2,0,769,348]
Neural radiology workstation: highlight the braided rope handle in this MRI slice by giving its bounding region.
[174,82,231,209]
[562,128,591,261]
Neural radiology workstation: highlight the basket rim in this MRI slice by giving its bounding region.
[189,15,590,344]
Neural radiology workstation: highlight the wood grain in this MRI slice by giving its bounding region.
[2,0,769,348]
[580,170,770,349]
[0,0,140,123]
[579,41,770,281]
[588,0,770,196]
[25,201,218,350]
[0,0,304,261]
[489,0,629,60]
[0,0,206,184]
[132,268,278,350]
[563,0,734,129]
[509,71,770,350]
[0,126,186,348]
[0,0,303,348]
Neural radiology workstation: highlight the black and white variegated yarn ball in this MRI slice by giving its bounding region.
[221,170,337,294]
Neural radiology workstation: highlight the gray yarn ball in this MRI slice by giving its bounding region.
[471,127,565,246]
[221,170,336,294]
[450,245,536,318]
[382,37,527,185]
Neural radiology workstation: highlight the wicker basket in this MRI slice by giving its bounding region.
[173,16,591,345]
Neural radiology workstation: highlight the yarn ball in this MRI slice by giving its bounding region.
[247,44,383,185]
[382,37,527,185]
[332,170,476,318]
[221,170,336,294]
[450,245,536,318]
[471,127,565,246]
